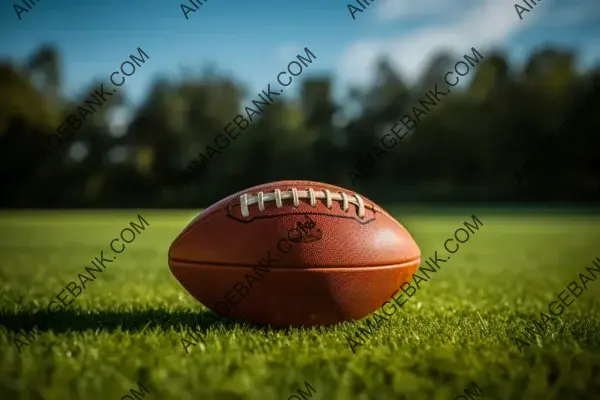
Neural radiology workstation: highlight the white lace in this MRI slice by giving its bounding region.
[239,188,366,218]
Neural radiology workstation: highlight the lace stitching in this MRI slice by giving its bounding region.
[239,188,366,218]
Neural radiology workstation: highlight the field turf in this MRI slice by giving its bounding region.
[0,210,599,400]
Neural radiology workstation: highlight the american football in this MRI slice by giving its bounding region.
[2,2,599,398]
[168,180,421,326]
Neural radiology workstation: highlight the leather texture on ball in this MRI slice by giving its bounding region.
[169,180,420,327]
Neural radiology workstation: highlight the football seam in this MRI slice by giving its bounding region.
[225,210,377,224]
[168,256,421,269]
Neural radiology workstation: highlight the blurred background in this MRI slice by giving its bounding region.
[0,0,599,208]
[1,3,600,399]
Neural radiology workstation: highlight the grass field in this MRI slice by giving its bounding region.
[1,209,599,400]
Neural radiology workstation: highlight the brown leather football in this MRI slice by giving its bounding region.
[168,180,420,327]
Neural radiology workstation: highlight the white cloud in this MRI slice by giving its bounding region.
[375,0,464,21]
[338,0,538,86]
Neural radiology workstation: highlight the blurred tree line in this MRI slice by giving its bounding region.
[0,44,598,208]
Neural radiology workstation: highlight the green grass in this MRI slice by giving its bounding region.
[1,210,600,400]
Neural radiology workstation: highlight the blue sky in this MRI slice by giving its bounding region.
[1,0,599,125]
